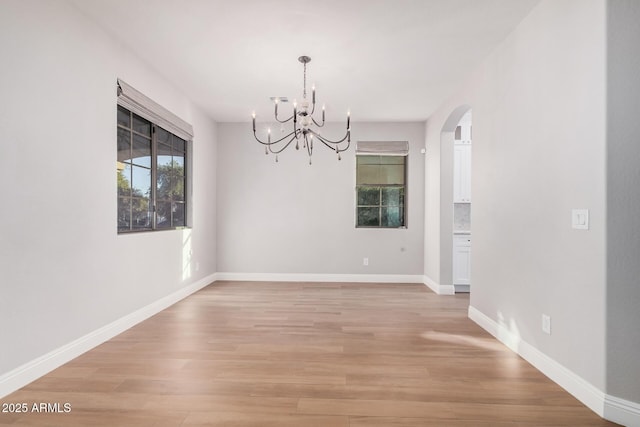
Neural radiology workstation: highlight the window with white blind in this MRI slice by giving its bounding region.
[116,79,193,233]
[355,141,408,228]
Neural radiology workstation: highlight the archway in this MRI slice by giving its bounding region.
[439,105,472,293]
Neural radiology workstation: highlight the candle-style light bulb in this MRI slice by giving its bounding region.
[293,99,297,123]
[252,111,256,131]
[312,84,316,103]
[347,110,351,128]
[268,128,271,143]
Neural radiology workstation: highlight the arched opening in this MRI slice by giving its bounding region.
[439,105,472,294]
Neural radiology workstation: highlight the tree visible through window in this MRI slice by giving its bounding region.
[356,155,406,228]
[117,105,187,233]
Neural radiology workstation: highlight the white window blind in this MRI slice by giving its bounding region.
[117,78,194,141]
[356,141,409,156]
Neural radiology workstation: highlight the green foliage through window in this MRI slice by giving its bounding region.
[356,155,406,228]
[117,105,187,233]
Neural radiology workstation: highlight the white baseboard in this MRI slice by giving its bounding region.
[468,305,605,414]
[604,395,640,427]
[215,272,424,284]
[0,273,216,399]
[454,284,470,293]
[467,305,521,353]
[469,305,640,426]
[423,274,455,295]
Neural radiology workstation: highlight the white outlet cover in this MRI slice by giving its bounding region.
[571,209,589,230]
[542,314,551,335]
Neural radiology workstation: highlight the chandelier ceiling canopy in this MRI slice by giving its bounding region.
[252,56,351,164]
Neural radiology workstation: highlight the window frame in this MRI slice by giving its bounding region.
[154,125,188,231]
[355,154,408,229]
[117,105,189,234]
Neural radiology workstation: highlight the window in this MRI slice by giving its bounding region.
[356,145,407,228]
[116,79,193,233]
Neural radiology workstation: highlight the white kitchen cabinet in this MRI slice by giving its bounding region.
[453,235,471,287]
[453,143,471,203]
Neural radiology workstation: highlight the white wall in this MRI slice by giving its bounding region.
[606,0,640,409]
[3,0,637,422]
[0,0,217,384]
[217,122,424,278]
[423,119,441,284]
[424,0,608,402]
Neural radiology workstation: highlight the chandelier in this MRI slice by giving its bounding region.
[252,56,351,164]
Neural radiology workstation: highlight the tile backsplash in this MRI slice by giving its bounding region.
[454,203,471,231]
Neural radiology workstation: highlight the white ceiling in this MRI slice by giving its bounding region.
[70,0,539,123]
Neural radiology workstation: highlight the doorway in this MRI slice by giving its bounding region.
[452,111,471,293]
[438,105,471,295]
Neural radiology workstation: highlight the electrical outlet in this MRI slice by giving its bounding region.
[572,209,589,230]
[542,314,551,335]
[363,257,369,266]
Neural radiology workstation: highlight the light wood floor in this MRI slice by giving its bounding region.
[1,281,618,426]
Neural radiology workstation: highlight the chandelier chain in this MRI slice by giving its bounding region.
[303,61,307,99]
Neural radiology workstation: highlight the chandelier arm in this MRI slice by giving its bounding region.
[268,133,299,154]
[274,112,294,124]
[308,129,350,145]
[253,129,296,145]
[313,133,341,152]
[312,134,350,156]
[316,137,337,152]
[311,117,326,127]
[336,138,352,154]
[273,98,296,123]
[269,130,303,154]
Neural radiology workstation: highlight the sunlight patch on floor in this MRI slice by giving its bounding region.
[420,330,507,352]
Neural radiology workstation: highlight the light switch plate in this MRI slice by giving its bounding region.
[542,314,551,335]
[572,209,589,230]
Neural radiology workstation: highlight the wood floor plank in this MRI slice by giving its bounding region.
[348,417,521,427]
[181,411,349,427]
[297,397,457,418]
[0,281,618,426]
